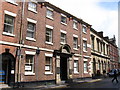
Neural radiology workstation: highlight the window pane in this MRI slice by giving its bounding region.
[84,61,87,72]
[28,23,34,30]
[74,60,78,73]
[4,15,14,33]
[61,33,66,43]
[4,25,13,33]
[73,21,78,29]
[27,22,35,38]
[45,57,52,72]
[73,37,78,48]
[83,41,87,51]
[27,31,34,38]
[61,16,66,23]
[25,55,34,73]
[28,2,37,11]
[83,26,86,33]
[46,28,52,42]
[46,9,53,18]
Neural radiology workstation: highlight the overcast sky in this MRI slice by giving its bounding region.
[45,0,119,46]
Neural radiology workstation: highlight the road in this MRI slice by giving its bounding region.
[66,76,120,89]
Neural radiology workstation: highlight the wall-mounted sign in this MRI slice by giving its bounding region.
[25,66,31,70]
[11,70,14,74]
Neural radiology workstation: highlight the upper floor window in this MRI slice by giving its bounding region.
[103,43,105,54]
[46,7,54,19]
[73,37,78,49]
[46,27,53,43]
[27,22,35,38]
[100,42,103,52]
[61,14,67,25]
[91,36,94,50]
[97,39,100,52]
[25,55,34,74]
[83,25,87,33]
[28,2,37,12]
[61,33,66,44]
[83,40,87,51]
[73,20,78,29]
[4,15,14,34]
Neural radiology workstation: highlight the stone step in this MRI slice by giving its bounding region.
[0,84,10,88]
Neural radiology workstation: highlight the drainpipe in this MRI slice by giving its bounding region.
[17,0,25,86]
[80,22,83,79]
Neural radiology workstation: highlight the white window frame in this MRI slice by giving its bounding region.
[45,25,53,45]
[26,22,36,39]
[60,32,66,44]
[73,36,78,50]
[74,60,79,74]
[83,40,87,52]
[25,51,36,75]
[46,7,54,20]
[82,25,87,34]
[3,12,16,36]
[84,61,88,73]
[28,1,37,13]
[73,20,78,30]
[61,14,67,25]
[45,53,53,74]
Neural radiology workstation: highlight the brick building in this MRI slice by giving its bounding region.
[0,0,91,86]
[109,36,119,69]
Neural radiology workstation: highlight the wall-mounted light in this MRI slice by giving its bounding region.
[69,17,73,21]
[36,47,40,54]
[41,3,45,8]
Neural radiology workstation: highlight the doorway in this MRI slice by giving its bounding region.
[1,52,15,86]
[60,57,68,81]
[93,59,96,75]
[2,58,10,84]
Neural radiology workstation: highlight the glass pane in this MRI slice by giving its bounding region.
[46,57,50,65]
[27,31,34,38]
[4,25,13,33]
[29,2,36,11]
[5,15,14,25]
[26,55,33,63]
[61,16,66,23]
[47,10,53,18]
[28,23,34,30]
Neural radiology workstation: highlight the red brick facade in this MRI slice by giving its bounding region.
[0,1,119,86]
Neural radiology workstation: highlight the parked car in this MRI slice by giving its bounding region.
[107,69,119,77]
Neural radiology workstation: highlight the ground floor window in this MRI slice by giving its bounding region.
[84,61,88,73]
[45,57,52,73]
[25,55,34,74]
[74,60,79,73]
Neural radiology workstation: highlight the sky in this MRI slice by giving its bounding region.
[45,0,119,46]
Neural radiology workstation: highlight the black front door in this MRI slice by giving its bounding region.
[60,57,68,80]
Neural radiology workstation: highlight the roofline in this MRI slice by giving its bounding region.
[90,28,118,48]
[38,2,92,27]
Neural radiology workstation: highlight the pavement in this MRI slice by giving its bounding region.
[0,78,103,89]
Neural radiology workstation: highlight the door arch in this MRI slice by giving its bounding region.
[59,44,71,81]
[0,51,16,85]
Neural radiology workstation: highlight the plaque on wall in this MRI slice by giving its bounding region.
[56,67,60,74]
